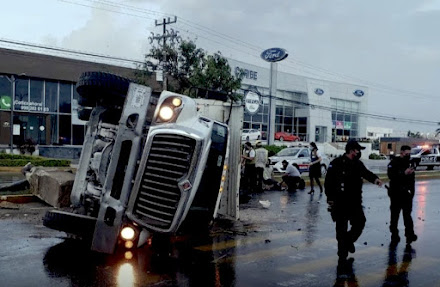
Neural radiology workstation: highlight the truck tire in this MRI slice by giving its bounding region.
[43,210,97,240]
[76,71,131,107]
[77,106,93,121]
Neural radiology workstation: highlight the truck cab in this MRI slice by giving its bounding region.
[43,72,241,254]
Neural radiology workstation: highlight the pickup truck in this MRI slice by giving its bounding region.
[410,147,440,170]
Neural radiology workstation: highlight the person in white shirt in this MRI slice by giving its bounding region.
[281,160,301,191]
[254,140,268,192]
[263,160,281,190]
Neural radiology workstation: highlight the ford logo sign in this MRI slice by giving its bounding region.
[260,48,288,62]
[353,90,364,97]
[314,88,324,95]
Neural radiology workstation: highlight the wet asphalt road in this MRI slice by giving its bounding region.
[1,178,440,286]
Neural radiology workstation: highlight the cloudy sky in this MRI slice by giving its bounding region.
[1,0,440,135]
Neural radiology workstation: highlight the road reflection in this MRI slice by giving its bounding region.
[43,232,238,287]
[381,244,415,286]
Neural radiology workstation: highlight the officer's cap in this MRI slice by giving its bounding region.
[345,138,366,152]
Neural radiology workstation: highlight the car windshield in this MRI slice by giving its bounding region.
[410,148,421,155]
[276,148,300,157]
[242,129,249,133]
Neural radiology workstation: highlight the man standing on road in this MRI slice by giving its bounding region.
[254,140,268,193]
[387,145,417,245]
[325,139,383,263]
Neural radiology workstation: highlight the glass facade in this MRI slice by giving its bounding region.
[242,89,308,141]
[0,74,85,147]
[331,98,359,142]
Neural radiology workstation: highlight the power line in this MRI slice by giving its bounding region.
[0,38,144,65]
[1,35,436,127]
[64,0,437,102]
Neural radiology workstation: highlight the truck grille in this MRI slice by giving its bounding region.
[133,134,195,229]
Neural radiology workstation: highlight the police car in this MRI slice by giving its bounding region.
[410,146,440,170]
[269,146,330,175]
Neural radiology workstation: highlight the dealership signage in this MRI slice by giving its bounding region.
[353,89,365,97]
[260,48,288,62]
[235,67,258,80]
[314,88,324,95]
[244,91,261,114]
[14,100,49,112]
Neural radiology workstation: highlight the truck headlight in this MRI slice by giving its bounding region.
[120,226,136,241]
[159,106,174,121]
[156,96,183,123]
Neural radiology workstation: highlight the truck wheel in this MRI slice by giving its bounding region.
[77,106,93,121]
[43,210,96,240]
[76,71,131,107]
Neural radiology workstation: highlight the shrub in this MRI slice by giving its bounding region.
[264,145,287,157]
[369,153,385,160]
[0,157,71,167]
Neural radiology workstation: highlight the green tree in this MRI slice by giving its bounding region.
[136,39,242,98]
[407,130,422,138]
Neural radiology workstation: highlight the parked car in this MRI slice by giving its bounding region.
[269,146,330,175]
[274,132,300,142]
[241,129,261,141]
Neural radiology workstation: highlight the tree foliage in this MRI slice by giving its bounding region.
[407,130,422,138]
[137,39,242,97]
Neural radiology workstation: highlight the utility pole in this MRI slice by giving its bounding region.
[149,16,180,91]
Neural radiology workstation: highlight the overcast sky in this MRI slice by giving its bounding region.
[1,0,440,135]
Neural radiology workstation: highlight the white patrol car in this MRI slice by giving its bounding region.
[410,146,440,170]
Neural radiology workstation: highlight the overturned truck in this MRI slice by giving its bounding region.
[43,72,242,254]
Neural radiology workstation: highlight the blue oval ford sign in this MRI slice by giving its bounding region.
[260,48,288,62]
[314,88,324,95]
[353,89,364,97]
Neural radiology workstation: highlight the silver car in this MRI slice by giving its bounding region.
[269,147,330,175]
[241,128,261,141]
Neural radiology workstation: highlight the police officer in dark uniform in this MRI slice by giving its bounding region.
[387,145,417,245]
[325,139,383,263]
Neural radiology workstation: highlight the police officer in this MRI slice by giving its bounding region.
[241,142,256,193]
[387,145,417,244]
[325,139,383,263]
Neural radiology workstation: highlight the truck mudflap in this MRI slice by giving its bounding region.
[43,210,97,240]
[91,83,154,254]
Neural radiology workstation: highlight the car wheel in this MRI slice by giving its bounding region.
[320,164,327,176]
[246,136,249,141]
[76,71,131,107]
[77,106,93,121]
[280,137,284,142]
[257,135,260,140]
[427,165,434,170]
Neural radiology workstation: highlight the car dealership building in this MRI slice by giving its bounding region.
[228,58,369,144]
[0,47,369,158]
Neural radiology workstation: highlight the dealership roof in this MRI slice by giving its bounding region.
[0,47,161,90]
